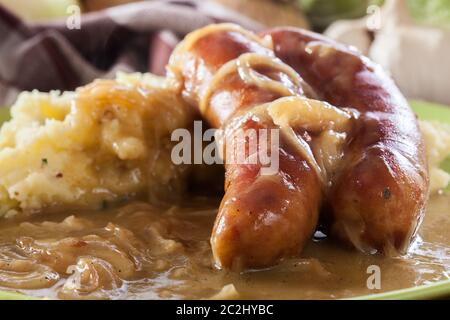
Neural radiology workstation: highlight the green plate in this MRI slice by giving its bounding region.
[0,100,449,300]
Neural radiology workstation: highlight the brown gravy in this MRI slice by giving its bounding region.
[0,195,448,300]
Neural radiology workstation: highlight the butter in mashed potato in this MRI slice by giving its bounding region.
[0,73,193,217]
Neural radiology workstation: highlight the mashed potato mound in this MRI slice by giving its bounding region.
[0,73,193,217]
[1,73,448,218]
[419,120,450,194]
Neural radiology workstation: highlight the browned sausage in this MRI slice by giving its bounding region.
[266,28,429,254]
[168,24,322,269]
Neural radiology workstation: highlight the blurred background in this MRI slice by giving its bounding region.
[0,0,449,106]
[2,0,449,30]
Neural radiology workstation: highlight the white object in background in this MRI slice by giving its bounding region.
[324,18,372,55]
[325,0,450,106]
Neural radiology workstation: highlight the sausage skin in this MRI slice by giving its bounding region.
[266,28,429,254]
[169,25,322,269]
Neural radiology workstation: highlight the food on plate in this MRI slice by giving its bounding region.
[168,24,325,269]
[0,23,445,300]
[419,120,450,193]
[267,27,429,255]
[168,23,428,268]
[0,73,192,218]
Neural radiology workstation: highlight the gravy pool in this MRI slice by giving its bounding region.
[0,195,448,299]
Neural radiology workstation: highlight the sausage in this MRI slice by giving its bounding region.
[168,24,323,269]
[266,28,429,254]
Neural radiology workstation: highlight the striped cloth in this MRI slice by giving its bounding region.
[0,0,260,106]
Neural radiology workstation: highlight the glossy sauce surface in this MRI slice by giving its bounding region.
[0,195,448,299]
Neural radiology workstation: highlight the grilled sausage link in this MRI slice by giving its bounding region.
[266,28,429,254]
[168,24,326,269]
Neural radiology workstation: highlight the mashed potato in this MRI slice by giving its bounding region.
[0,73,448,218]
[419,120,450,194]
[0,73,193,217]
